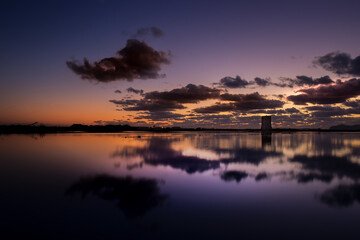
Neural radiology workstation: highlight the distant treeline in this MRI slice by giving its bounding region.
[1,123,360,134]
[0,124,212,134]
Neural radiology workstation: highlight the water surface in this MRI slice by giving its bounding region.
[1,132,360,239]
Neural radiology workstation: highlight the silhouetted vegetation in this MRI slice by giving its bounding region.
[1,123,360,134]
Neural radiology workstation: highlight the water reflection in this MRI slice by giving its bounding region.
[65,175,168,219]
[112,137,220,174]
[289,155,360,180]
[319,184,360,207]
[108,132,360,208]
[2,132,360,239]
[220,171,248,183]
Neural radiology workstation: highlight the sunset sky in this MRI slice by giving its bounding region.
[1,0,360,128]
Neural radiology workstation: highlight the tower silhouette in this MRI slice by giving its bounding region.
[261,116,272,131]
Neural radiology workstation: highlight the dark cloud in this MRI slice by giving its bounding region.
[273,94,285,99]
[285,107,300,114]
[114,90,122,94]
[133,26,164,38]
[66,39,171,82]
[343,99,360,108]
[193,103,235,114]
[306,106,360,118]
[287,78,360,105]
[254,77,271,87]
[279,75,334,88]
[111,98,185,112]
[127,87,144,95]
[249,109,286,115]
[111,84,221,113]
[314,51,360,76]
[109,99,139,106]
[144,84,220,103]
[218,76,250,88]
[194,92,284,113]
[133,112,186,121]
[217,76,288,89]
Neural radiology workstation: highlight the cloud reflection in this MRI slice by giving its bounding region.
[318,184,360,207]
[65,174,168,219]
[107,132,360,208]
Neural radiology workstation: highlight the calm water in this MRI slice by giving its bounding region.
[1,132,360,239]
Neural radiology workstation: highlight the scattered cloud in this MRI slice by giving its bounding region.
[280,75,334,87]
[285,107,300,114]
[127,87,144,95]
[67,39,171,82]
[133,26,164,38]
[110,84,221,113]
[254,77,271,87]
[144,84,221,103]
[218,76,250,88]
[314,51,360,76]
[194,92,284,113]
[306,104,360,118]
[217,76,287,88]
[287,78,360,105]
[114,90,122,94]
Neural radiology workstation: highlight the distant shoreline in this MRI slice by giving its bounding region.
[1,125,360,134]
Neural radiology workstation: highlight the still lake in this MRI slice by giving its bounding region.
[1,132,360,239]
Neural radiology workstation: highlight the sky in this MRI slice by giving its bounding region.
[1,0,360,128]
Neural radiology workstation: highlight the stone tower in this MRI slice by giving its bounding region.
[261,116,272,131]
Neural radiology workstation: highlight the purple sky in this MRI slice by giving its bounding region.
[1,0,360,128]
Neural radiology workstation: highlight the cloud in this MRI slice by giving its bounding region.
[217,76,287,88]
[194,92,284,113]
[144,84,221,103]
[254,77,271,87]
[133,26,164,38]
[285,107,300,114]
[216,75,332,89]
[289,75,333,87]
[343,99,360,108]
[66,39,171,82]
[306,106,360,118]
[279,75,334,88]
[314,51,360,76]
[287,78,360,105]
[110,84,221,113]
[249,109,286,115]
[218,76,250,88]
[127,87,144,95]
[133,112,186,121]
[110,98,185,112]
[114,90,122,94]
